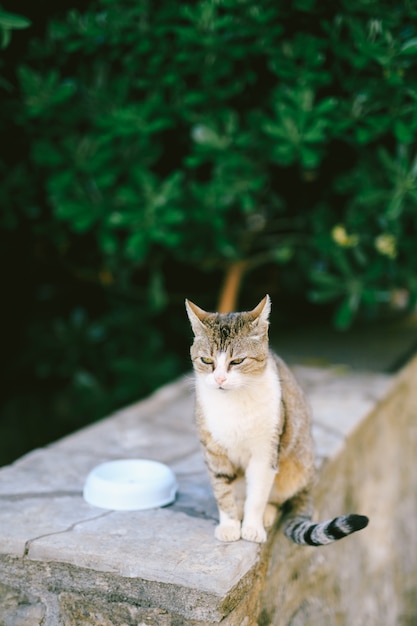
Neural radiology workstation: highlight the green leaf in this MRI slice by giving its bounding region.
[271,246,294,264]
[400,38,417,56]
[394,119,413,144]
[148,270,167,312]
[99,230,119,255]
[309,289,341,304]
[333,297,356,330]
[314,97,338,115]
[300,145,321,168]
[310,270,342,288]
[73,369,99,390]
[125,230,149,262]
[262,122,289,140]
[303,121,326,143]
[332,249,354,277]
[1,26,10,48]
[272,143,296,165]
[191,124,229,149]
[0,10,31,29]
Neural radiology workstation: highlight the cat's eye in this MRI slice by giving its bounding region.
[201,357,214,365]
[230,358,246,366]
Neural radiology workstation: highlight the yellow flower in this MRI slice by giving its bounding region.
[331,224,359,247]
[375,234,397,259]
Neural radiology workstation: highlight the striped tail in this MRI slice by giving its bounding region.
[284,514,369,546]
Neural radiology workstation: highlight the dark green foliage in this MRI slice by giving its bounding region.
[0,6,30,50]
[1,0,417,462]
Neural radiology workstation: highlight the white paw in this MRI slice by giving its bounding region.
[241,524,267,543]
[215,521,241,542]
[263,503,278,528]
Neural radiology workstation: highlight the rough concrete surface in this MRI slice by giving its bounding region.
[259,359,417,626]
[0,360,415,625]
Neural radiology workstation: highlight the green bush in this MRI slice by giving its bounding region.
[1,0,417,460]
[15,0,417,320]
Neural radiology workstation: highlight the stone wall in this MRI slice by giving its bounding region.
[260,358,417,626]
[0,358,416,625]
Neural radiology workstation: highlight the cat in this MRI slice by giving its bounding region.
[185,294,369,545]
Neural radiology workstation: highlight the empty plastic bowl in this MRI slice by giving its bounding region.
[83,459,177,511]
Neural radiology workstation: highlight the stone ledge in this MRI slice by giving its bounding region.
[1,360,415,625]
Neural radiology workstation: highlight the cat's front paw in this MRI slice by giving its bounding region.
[241,524,267,543]
[215,521,241,542]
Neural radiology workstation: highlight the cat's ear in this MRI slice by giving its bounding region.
[249,295,271,325]
[185,299,210,335]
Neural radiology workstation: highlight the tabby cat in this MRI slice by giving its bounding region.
[186,295,368,545]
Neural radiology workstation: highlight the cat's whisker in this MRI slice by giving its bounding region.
[183,373,196,390]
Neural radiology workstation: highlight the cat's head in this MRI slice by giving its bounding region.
[185,295,271,391]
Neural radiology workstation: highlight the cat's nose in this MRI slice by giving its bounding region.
[214,374,227,386]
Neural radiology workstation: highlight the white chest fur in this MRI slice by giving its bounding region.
[196,359,281,469]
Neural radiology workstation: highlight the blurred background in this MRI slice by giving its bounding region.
[1,0,417,466]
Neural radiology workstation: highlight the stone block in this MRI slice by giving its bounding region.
[59,593,172,626]
[0,582,45,626]
[0,361,415,625]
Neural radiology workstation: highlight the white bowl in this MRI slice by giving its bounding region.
[83,459,177,511]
